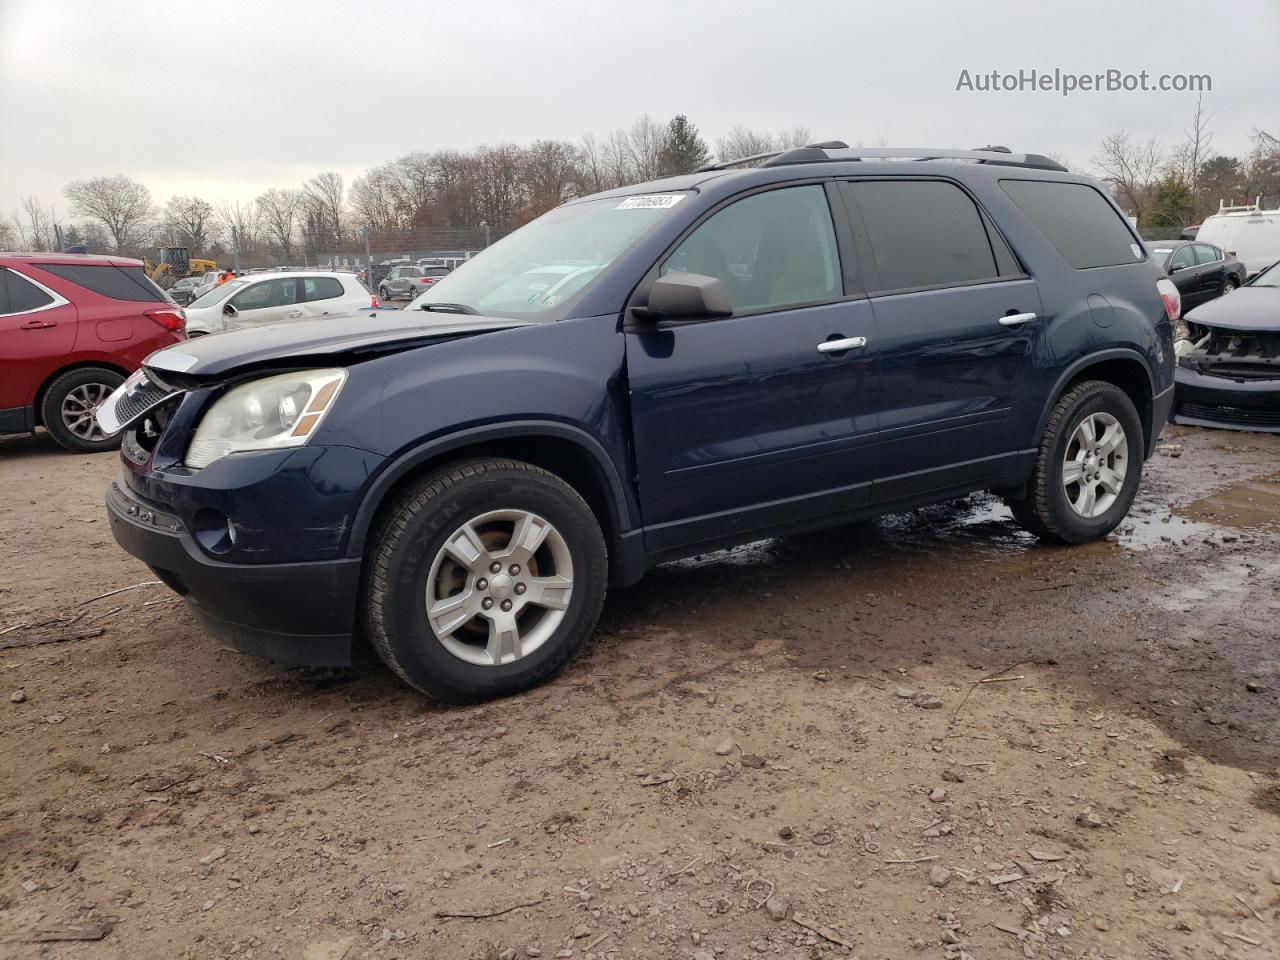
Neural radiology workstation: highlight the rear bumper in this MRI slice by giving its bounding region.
[1172,366,1280,433]
[106,477,359,665]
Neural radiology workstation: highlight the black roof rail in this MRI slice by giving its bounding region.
[695,140,853,173]
[703,143,1066,173]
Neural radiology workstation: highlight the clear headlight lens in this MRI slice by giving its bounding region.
[185,369,347,469]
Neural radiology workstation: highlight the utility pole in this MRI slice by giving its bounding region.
[54,224,65,251]
[231,226,241,274]
[363,225,373,288]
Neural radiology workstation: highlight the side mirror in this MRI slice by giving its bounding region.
[223,303,238,317]
[635,272,733,321]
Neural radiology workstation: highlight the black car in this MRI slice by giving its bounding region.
[1173,259,1280,432]
[1151,240,1246,312]
[97,144,1177,703]
[166,276,200,306]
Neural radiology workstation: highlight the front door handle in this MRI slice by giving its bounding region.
[21,319,56,329]
[817,336,867,354]
[998,312,1038,327]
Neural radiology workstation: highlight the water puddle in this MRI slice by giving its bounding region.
[1181,478,1280,530]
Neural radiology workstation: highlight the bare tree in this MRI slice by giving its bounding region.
[715,124,777,163]
[216,200,259,261]
[523,140,583,215]
[472,144,526,234]
[1092,132,1163,226]
[303,172,346,250]
[1165,94,1214,215]
[16,195,56,251]
[627,114,667,183]
[164,195,215,252]
[579,133,608,193]
[255,188,303,260]
[64,175,154,252]
[0,216,19,251]
[775,126,813,149]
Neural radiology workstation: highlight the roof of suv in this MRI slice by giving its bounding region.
[571,145,1087,206]
[1,252,143,267]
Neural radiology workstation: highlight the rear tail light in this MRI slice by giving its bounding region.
[370,295,380,308]
[1156,278,1181,322]
[420,277,435,283]
[145,308,186,332]
[1226,250,1237,257]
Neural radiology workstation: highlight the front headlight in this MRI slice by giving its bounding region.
[185,369,347,469]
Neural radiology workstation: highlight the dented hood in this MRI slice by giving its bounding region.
[147,309,533,379]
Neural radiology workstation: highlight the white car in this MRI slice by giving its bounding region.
[184,272,371,336]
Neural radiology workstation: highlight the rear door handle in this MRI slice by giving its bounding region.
[287,310,304,318]
[21,319,56,329]
[998,312,1038,327]
[817,336,868,354]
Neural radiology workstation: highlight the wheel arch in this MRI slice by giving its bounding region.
[347,421,640,575]
[33,360,130,427]
[1035,349,1155,458]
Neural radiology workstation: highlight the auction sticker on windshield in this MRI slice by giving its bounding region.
[617,194,685,210]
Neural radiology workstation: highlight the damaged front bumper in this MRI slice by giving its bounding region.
[1173,330,1280,432]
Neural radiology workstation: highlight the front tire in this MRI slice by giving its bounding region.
[364,458,608,703]
[378,286,390,302]
[40,367,125,453]
[1006,380,1144,544]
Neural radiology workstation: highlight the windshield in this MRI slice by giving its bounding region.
[408,194,687,319]
[188,279,246,309]
[1249,261,1280,288]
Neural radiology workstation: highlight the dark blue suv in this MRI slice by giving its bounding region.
[99,145,1178,702]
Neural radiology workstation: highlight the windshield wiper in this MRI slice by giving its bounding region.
[419,303,478,315]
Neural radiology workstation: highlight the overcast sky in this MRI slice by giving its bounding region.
[1,0,1277,222]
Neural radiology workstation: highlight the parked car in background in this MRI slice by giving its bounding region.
[168,276,201,305]
[0,253,185,452]
[189,270,224,302]
[1173,259,1280,433]
[1195,202,1280,279]
[378,265,447,301]
[183,271,370,336]
[1150,240,1246,312]
[99,144,1176,702]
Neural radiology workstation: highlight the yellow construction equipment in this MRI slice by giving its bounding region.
[144,248,218,288]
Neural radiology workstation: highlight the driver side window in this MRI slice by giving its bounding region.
[661,185,842,313]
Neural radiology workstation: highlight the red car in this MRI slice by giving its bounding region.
[0,253,186,452]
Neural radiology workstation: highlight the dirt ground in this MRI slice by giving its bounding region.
[1,423,1278,960]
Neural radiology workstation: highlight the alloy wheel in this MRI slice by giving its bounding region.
[61,382,113,442]
[1062,412,1128,518]
[424,509,574,666]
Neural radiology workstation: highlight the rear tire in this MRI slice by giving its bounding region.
[1006,380,1143,544]
[40,367,125,453]
[364,458,608,703]
[1222,276,1239,295]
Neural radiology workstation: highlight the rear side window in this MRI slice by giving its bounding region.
[1193,243,1221,265]
[303,277,344,301]
[1,269,56,314]
[39,263,170,302]
[846,180,1000,292]
[1000,180,1141,269]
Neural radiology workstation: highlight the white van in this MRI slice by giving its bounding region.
[1194,202,1280,278]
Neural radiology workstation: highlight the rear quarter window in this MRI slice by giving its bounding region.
[1000,180,1142,270]
[38,263,171,302]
